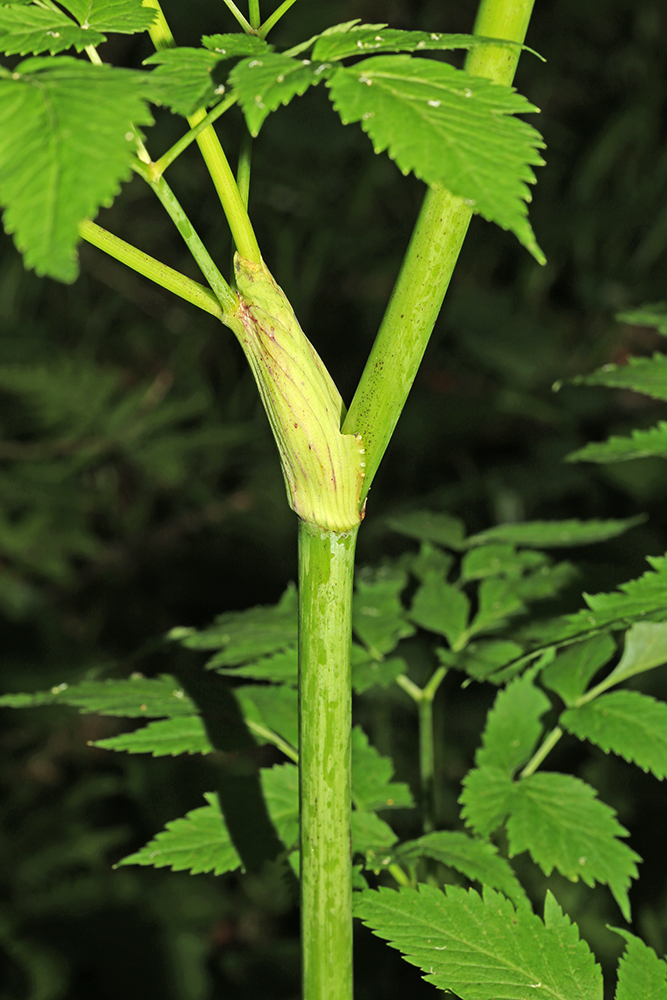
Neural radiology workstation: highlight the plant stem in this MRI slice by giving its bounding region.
[143,0,261,263]
[78,220,225,320]
[342,0,537,499]
[519,726,563,779]
[396,667,447,833]
[259,0,299,39]
[220,0,253,33]
[154,95,238,178]
[248,0,261,31]
[298,521,357,1000]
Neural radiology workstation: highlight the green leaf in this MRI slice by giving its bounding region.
[215,647,298,685]
[395,830,527,907]
[236,684,298,751]
[59,0,157,33]
[438,639,525,683]
[616,302,667,337]
[0,6,105,55]
[507,772,640,920]
[475,672,551,775]
[354,884,603,1000]
[92,715,213,756]
[327,55,545,263]
[460,765,515,839]
[467,576,526,637]
[0,673,196,717]
[0,57,153,282]
[613,929,667,1000]
[409,575,470,649]
[351,726,414,812]
[408,542,455,581]
[311,25,532,63]
[201,32,270,59]
[353,564,414,657]
[603,622,667,687]
[461,544,549,581]
[567,422,667,464]
[385,509,466,549]
[229,52,334,137]
[541,634,617,707]
[143,48,228,116]
[262,763,299,851]
[562,690,667,779]
[466,516,644,548]
[351,648,407,693]
[172,583,297,666]
[116,792,242,875]
[351,810,398,852]
[572,354,667,402]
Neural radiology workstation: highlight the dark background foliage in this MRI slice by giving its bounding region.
[1,1,667,997]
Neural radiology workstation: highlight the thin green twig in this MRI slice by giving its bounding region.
[259,0,299,38]
[519,726,563,779]
[248,0,261,31]
[154,95,238,177]
[220,0,253,33]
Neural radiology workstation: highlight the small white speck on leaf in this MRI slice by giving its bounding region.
[248,60,263,68]
[427,99,441,107]
[125,131,134,141]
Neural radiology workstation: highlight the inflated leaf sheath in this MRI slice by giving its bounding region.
[233,255,365,531]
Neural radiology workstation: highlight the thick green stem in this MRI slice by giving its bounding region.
[342,0,537,499]
[298,522,357,1000]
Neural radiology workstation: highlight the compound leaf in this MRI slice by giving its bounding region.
[215,647,298,685]
[236,684,298,752]
[229,52,333,136]
[351,648,407,693]
[143,47,228,116]
[475,672,550,775]
[327,55,545,262]
[353,564,414,657]
[467,516,643,549]
[92,715,213,756]
[202,32,270,59]
[461,544,548,581]
[385,510,466,549]
[459,765,514,838]
[396,830,527,907]
[352,810,398,852]
[507,772,640,920]
[0,56,153,281]
[467,576,526,637]
[602,622,667,687]
[562,690,667,779]
[311,25,533,62]
[409,576,469,648]
[354,884,603,1000]
[616,302,667,337]
[613,929,667,1000]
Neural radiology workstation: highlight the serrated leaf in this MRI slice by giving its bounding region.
[572,354,667,402]
[541,634,617,706]
[60,0,157,33]
[603,622,667,687]
[467,516,644,548]
[409,575,470,648]
[351,647,407,693]
[0,57,153,282]
[172,583,297,666]
[507,772,640,920]
[467,576,526,637]
[0,674,196,717]
[438,639,525,683]
[215,647,298,685]
[408,542,455,581]
[613,929,667,1000]
[92,715,213,756]
[562,690,667,779]
[353,564,414,657]
[229,52,333,136]
[201,32,270,58]
[459,765,514,837]
[351,726,414,812]
[396,830,527,907]
[262,763,299,850]
[476,672,550,774]
[312,26,530,63]
[617,302,667,337]
[351,810,398,851]
[0,6,104,55]
[328,55,545,262]
[117,792,242,875]
[143,48,228,116]
[567,422,667,464]
[354,884,603,1000]
[236,684,298,751]
[514,560,578,602]
[385,510,466,549]
[461,544,548,581]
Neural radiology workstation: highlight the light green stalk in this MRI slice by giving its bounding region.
[298,522,357,1000]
